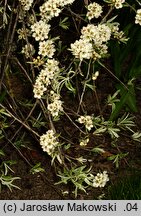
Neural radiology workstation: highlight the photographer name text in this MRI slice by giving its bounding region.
[18,202,116,212]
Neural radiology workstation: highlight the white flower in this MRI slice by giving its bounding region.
[59,0,75,6]
[31,20,51,41]
[93,171,109,187]
[38,40,56,58]
[81,23,111,45]
[21,44,35,58]
[27,14,35,26]
[48,100,63,117]
[96,43,108,57]
[17,28,30,40]
[45,58,60,74]
[135,9,141,26]
[33,82,48,99]
[81,24,98,42]
[111,23,128,43]
[40,130,59,156]
[85,116,94,131]
[70,23,111,61]
[70,39,93,61]
[40,2,62,22]
[48,91,63,117]
[33,59,60,99]
[113,0,125,9]
[80,138,89,146]
[19,0,33,11]
[78,116,85,124]
[33,67,51,99]
[78,115,93,131]
[40,0,75,21]
[32,56,45,67]
[92,71,99,81]
[97,24,111,43]
[86,2,103,20]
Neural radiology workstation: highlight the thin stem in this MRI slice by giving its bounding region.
[93,86,103,116]
[77,59,91,113]
[98,61,128,90]
[67,6,87,23]
[45,96,56,133]
[0,103,40,137]
[22,21,36,81]
[63,110,86,135]
[10,101,38,141]
[101,6,114,24]
[0,1,19,91]
[13,57,33,84]
[2,130,32,166]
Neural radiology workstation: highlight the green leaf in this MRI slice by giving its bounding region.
[0,109,11,117]
[110,83,137,121]
[59,17,70,30]
[85,83,95,91]
[64,143,71,150]
[119,82,137,112]
[0,91,6,103]
[65,80,76,95]
[110,41,122,78]
[30,163,45,174]
[0,149,5,157]
[92,147,105,154]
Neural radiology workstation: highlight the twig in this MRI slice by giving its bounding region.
[93,86,103,116]
[22,20,35,80]
[101,6,114,24]
[77,59,91,113]
[63,110,86,135]
[45,96,56,132]
[0,1,19,91]
[13,57,33,84]
[2,129,32,166]
[0,103,40,137]
[67,6,87,23]
[10,101,38,141]
[98,61,129,91]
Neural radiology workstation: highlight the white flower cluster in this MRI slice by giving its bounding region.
[21,44,35,58]
[40,130,59,156]
[70,23,111,61]
[29,0,76,105]
[27,14,36,26]
[111,23,128,43]
[33,59,60,99]
[17,28,30,40]
[86,2,103,20]
[135,9,141,26]
[113,0,125,9]
[40,0,75,22]
[32,56,45,67]
[38,39,56,58]
[31,20,51,41]
[70,39,93,61]
[81,24,111,45]
[80,137,89,146]
[19,0,33,11]
[78,115,93,131]
[48,91,63,117]
[93,171,109,188]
